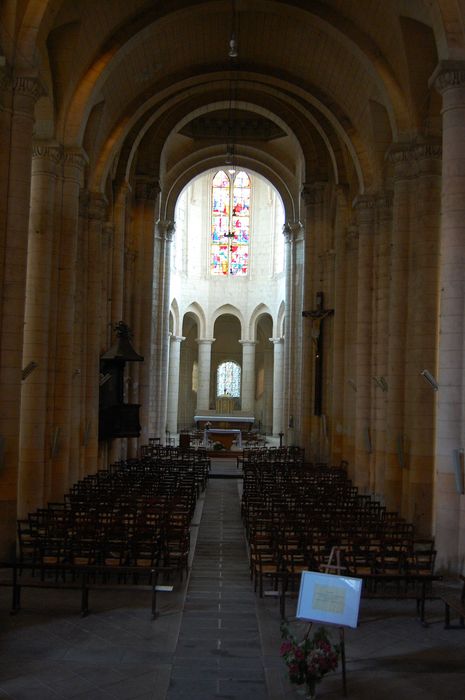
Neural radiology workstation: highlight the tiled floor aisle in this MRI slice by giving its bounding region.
[167,478,268,699]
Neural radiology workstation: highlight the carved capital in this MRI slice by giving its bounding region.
[353,194,376,211]
[414,142,442,161]
[301,181,327,206]
[345,225,359,251]
[377,191,393,210]
[386,143,415,165]
[283,221,303,243]
[354,195,376,232]
[135,177,160,201]
[269,336,284,345]
[32,142,64,164]
[13,75,46,102]
[170,334,185,344]
[430,60,465,94]
[156,219,176,241]
[88,192,107,221]
[64,147,88,171]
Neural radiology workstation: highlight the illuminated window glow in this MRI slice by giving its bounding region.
[217,361,241,397]
[211,170,250,276]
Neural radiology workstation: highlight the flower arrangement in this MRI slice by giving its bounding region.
[211,441,225,451]
[280,623,340,697]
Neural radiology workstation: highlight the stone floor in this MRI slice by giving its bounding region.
[0,459,464,699]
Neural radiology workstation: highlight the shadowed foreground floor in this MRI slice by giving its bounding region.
[0,459,464,699]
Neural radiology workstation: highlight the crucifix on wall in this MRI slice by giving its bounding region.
[302,291,334,416]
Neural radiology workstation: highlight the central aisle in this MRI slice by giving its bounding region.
[167,477,269,699]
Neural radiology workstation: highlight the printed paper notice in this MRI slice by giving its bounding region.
[312,583,345,614]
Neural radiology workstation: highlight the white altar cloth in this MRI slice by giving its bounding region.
[203,428,242,448]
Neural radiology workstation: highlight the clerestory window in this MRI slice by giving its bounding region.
[211,170,250,276]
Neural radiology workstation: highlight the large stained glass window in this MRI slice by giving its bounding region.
[217,361,241,397]
[211,170,250,276]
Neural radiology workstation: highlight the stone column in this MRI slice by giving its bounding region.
[431,62,465,569]
[0,66,12,300]
[331,186,350,463]
[239,340,257,415]
[85,192,107,471]
[301,183,327,461]
[49,148,86,501]
[71,190,90,483]
[112,182,130,327]
[385,144,414,511]
[372,192,393,497]
[270,337,284,435]
[167,335,185,433]
[282,221,303,445]
[18,142,62,516]
[196,338,215,413]
[149,219,174,439]
[133,178,159,448]
[403,143,441,531]
[342,226,359,471]
[0,75,44,558]
[353,195,376,492]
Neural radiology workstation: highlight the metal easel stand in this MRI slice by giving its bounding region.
[322,547,348,697]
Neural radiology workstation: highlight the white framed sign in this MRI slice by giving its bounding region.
[296,571,362,628]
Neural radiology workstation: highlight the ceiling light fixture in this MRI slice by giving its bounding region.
[225,0,239,240]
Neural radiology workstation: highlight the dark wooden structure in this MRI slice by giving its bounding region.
[99,322,143,440]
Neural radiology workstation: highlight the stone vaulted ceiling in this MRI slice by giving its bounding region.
[0,0,461,207]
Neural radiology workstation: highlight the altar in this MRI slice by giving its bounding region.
[203,428,242,449]
[194,415,255,431]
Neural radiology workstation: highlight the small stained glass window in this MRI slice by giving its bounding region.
[217,361,241,397]
[211,170,250,276]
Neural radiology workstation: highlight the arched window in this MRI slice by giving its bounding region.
[216,361,241,397]
[211,170,250,276]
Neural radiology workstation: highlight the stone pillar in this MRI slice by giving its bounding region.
[282,221,303,445]
[112,182,130,327]
[270,337,284,435]
[431,62,465,569]
[133,178,159,449]
[72,190,89,483]
[301,183,327,461]
[85,192,107,471]
[372,192,393,497]
[167,335,185,433]
[0,75,44,558]
[0,66,12,300]
[403,143,441,531]
[239,340,257,415]
[48,148,86,501]
[18,142,62,516]
[149,219,174,439]
[196,338,215,413]
[342,226,359,472]
[385,144,413,511]
[353,195,376,492]
[331,186,350,464]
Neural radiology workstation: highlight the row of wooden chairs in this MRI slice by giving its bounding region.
[242,463,436,599]
[17,449,209,584]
